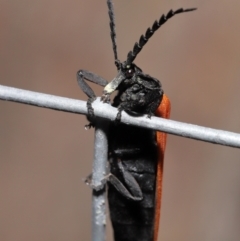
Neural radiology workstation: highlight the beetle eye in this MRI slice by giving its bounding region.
[125,67,135,78]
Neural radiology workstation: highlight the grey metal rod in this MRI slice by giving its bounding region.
[0,84,240,148]
[91,119,109,241]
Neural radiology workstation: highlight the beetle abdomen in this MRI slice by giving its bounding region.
[108,124,158,241]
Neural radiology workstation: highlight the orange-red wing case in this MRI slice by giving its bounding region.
[153,94,171,241]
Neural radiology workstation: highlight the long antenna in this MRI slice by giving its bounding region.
[107,0,120,68]
[126,8,197,64]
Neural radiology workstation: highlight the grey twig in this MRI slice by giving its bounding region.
[91,119,109,241]
[1,84,240,148]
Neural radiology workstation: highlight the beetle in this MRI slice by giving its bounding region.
[77,1,196,241]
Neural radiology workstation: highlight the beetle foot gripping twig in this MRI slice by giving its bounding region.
[101,91,111,103]
[86,97,96,116]
[115,111,122,123]
[84,123,95,130]
[147,112,154,119]
[85,97,97,129]
[84,173,108,191]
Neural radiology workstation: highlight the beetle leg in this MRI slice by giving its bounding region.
[108,174,142,201]
[108,159,143,201]
[101,91,111,103]
[84,173,93,186]
[83,170,142,200]
[77,70,108,122]
[115,107,123,123]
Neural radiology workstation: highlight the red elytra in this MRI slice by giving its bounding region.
[154,94,171,241]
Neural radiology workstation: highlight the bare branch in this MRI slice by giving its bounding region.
[0,84,240,148]
[91,119,109,241]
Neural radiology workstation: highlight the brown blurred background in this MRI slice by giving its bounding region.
[1,0,240,240]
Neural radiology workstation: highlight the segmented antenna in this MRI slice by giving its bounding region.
[107,0,120,68]
[126,7,197,64]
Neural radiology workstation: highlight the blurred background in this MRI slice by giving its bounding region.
[1,0,240,240]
